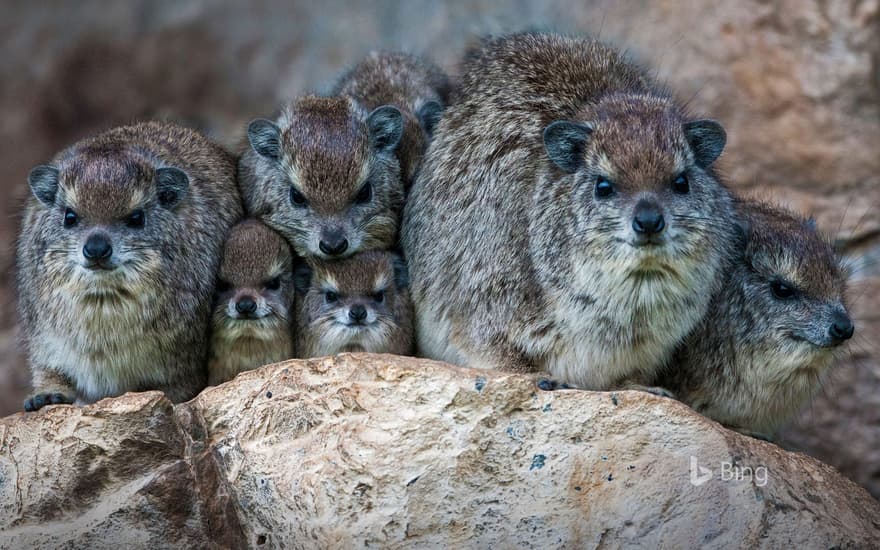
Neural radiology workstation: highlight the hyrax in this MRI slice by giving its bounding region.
[333,51,453,186]
[659,201,853,438]
[293,251,413,358]
[239,95,405,260]
[18,122,242,411]
[401,33,737,391]
[208,219,295,386]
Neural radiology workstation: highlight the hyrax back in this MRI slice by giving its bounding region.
[209,219,295,386]
[239,95,405,260]
[660,201,853,437]
[401,33,736,389]
[293,250,413,358]
[18,122,242,411]
[333,51,453,186]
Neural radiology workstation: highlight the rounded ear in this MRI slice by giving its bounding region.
[367,105,403,153]
[417,101,444,136]
[683,119,726,167]
[293,263,313,295]
[391,254,410,290]
[155,167,189,209]
[247,119,282,160]
[543,121,593,173]
[28,165,60,207]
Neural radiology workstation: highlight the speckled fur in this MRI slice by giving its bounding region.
[294,251,413,358]
[208,220,295,386]
[659,201,851,436]
[18,122,242,409]
[333,51,453,186]
[401,33,737,389]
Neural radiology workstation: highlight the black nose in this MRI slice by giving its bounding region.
[829,312,854,343]
[236,297,257,315]
[83,234,112,261]
[632,201,666,236]
[319,236,349,256]
[349,304,367,322]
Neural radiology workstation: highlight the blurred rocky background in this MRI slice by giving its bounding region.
[0,0,877,496]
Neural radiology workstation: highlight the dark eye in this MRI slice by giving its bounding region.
[63,208,79,228]
[126,209,145,229]
[373,290,385,303]
[595,177,615,198]
[770,279,797,300]
[290,187,308,207]
[355,182,373,204]
[264,277,281,291]
[217,280,232,293]
[325,291,338,303]
[672,173,690,194]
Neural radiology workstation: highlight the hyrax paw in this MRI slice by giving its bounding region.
[537,378,574,391]
[24,392,74,412]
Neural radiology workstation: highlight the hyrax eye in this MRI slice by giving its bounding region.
[595,177,615,198]
[373,290,385,303]
[216,280,232,293]
[672,173,690,194]
[770,279,797,300]
[290,187,308,207]
[125,209,145,229]
[355,182,373,204]
[264,277,281,291]
[63,208,79,228]
[325,291,339,303]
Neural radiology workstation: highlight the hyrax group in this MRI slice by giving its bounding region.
[18,33,854,440]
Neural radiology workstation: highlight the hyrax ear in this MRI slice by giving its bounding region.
[155,167,189,209]
[247,119,282,160]
[391,254,410,290]
[543,121,593,173]
[293,263,313,295]
[417,101,444,136]
[683,119,726,168]
[28,165,60,207]
[367,105,403,153]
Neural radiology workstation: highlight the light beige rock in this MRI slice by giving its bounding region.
[1,354,878,548]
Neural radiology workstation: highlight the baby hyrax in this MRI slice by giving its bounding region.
[239,95,405,260]
[333,51,453,186]
[208,220,295,386]
[293,251,413,358]
[660,201,853,438]
[18,122,242,411]
[402,33,736,391]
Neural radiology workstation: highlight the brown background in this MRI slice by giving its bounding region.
[1,0,877,497]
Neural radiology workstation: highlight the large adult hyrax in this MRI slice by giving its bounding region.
[18,122,242,411]
[333,51,453,186]
[402,33,736,390]
[659,201,853,437]
[239,94,405,260]
[208,219,295,386]
[293,251,413,358]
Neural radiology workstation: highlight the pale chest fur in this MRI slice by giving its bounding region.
[209,328,292,385]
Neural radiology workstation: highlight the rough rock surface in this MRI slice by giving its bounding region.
[1,0,878,497]
[1,355,878,548]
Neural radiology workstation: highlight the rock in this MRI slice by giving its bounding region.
[1,355,878,548]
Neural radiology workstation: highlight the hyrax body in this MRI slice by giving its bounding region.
[659,201,853,437]
[333,51,453,186]
[208,220,295,386]
[294,251,413,358]
[18,122,242,411]
[402,33,736,390]
[239,95,405,260]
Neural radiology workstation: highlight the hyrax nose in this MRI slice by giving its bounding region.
[632,200,666,236]
[319,230,349,256]
[236,297,258,315]
[83,234,113,261]
[828,312,854,344]
[349,304,367,323]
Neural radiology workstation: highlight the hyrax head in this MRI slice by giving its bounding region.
[27,145,191,291]
[542,94,730,275]
[737,202,853,372]
[294,251,410,353]
[246,96,405,259]
[214,220,294,331]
